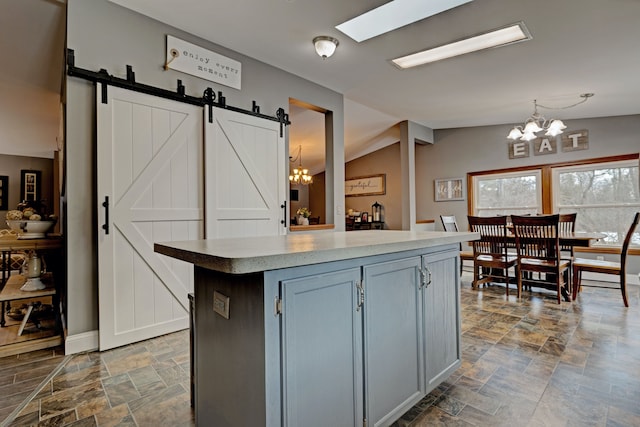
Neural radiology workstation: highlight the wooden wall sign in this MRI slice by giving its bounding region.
[345,174,386,197]
[533,137,557,156]
[166,35,242,90]
[508,129,589,159]
[508,141,530,159]
[561,129,589,152]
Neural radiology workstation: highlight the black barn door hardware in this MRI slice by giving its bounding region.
[67,49,291,131]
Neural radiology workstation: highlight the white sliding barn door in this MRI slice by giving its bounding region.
[204,106,287,238]
[97,84,203,350]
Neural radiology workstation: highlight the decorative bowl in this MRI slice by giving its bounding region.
[6,220,56,239]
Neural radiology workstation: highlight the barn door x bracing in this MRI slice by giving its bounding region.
[204,106,286,238]
[97,84,203,350]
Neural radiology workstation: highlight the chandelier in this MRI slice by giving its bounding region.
[507,93,594,141]
[289,145,313,185]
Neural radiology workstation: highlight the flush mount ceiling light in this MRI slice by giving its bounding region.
[391,22,531,69]
[336,0,473,42]
[313,36,339,59]
[507,93,594,141]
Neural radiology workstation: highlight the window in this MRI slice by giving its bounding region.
[473,170,541,217]
[553,159,640,245]
[469,154,640,248]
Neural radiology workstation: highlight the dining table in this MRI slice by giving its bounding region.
[504,231,607,248]
[470,230,607,301]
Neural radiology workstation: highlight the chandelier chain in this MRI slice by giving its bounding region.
[507,93,594,141]
[536,93,594,111]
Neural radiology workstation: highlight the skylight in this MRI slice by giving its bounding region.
[336,0,473,43]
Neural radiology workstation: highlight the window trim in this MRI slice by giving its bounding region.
[472,169,542,215]
[467,153,640,254]
[551,158,640,212]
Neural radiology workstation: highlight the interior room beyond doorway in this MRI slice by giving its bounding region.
[288,99,327,226]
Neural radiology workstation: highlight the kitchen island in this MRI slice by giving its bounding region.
[155,230,478,427]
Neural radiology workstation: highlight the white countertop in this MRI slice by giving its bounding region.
[154,230,479,274]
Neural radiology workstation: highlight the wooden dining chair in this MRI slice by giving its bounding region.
[440,215,474,275]
[467,215,518,296]
[558,213,578,258]
[572,212,639,307]
[511,214,571,304]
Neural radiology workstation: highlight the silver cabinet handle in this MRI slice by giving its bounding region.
[356,280,364,311]
[422,266,432,288]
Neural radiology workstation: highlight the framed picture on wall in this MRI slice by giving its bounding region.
[21,170,41,202]
[0,176,7,210]
[435,177,465,202]
[345,174,386,197]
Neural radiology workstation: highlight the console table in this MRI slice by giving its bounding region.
[0,274,56,334]
[0,235,62,328]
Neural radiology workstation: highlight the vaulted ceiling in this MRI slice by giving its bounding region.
[4,0,640,169]
[108,0,640,173]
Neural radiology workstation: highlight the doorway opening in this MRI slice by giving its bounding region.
[288,99,328,226]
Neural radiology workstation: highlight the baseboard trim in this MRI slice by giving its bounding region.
[65,330,99,355]
[460,261,639,286]
[582,272,639,286]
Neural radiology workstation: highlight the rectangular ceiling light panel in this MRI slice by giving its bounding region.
[336,0,473,42]
[391,22,531,69]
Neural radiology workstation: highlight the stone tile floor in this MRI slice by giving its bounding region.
[1,273,639,426]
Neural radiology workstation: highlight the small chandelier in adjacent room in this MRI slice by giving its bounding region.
[313,36,339,59]
[507,93,594,141]
[289,145,313,185]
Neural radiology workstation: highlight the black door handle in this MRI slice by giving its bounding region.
[280,201,287,228]
[102,196,110,235]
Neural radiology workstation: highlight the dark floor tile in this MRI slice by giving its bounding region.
[2,275,639,427]
[103,374,140,407]
[39,380,104,419]
[52,363,108,393]
[130,391,193,427]
[37,409,77,426]
[7,409,39,426]
[66,416,98,427]
[127,383,186,413]
[409,404,474,426]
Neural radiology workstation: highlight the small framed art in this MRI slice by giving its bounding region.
[21,170,41,202]
[435,177,464,202]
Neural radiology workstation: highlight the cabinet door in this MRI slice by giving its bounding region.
[422,249,461,392]
[281,268,363,427]
[363,257,425,427]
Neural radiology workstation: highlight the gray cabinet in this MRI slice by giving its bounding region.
[363,257,425,427]
[422,249,462,391]
[179,241,464,427]
[279,255,434,427]
[281,268,363,427]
